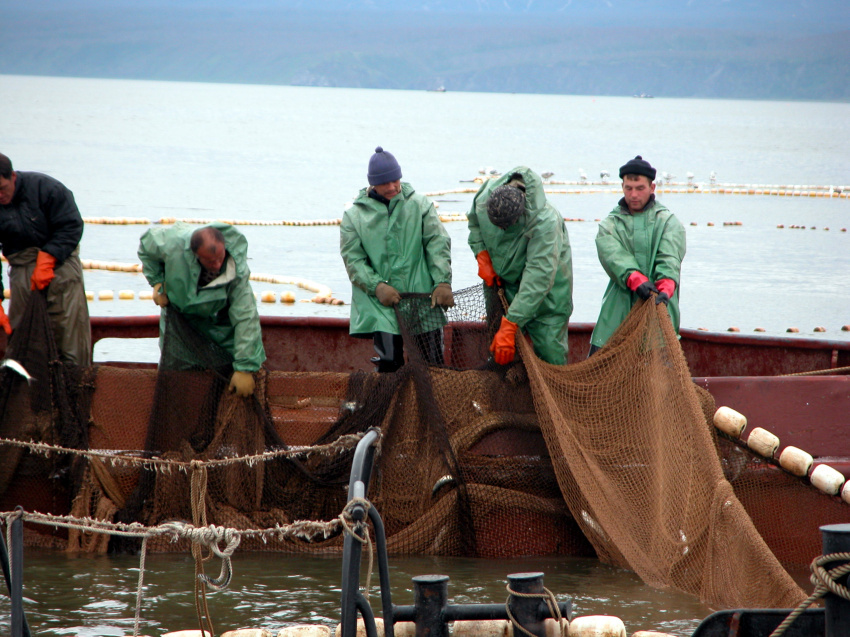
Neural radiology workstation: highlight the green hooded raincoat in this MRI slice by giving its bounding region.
[340,182,452,336]
[468,167,573,364]
[138,221,266,371]
[591,198,686,348]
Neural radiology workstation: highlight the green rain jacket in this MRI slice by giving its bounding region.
[340,182,452,336]
[138,221,266,371]
[468,167,573,362]
[590,197,686,348]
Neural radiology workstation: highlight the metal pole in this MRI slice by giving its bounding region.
[412,574,449,637]
[507,572,547,637]
[11,514,24,637]
[820,523,850,637]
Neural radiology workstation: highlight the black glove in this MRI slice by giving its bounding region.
[655,292,670,305]
[636,281,659,300]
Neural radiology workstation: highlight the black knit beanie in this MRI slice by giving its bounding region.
[367,147,403,186]
[619,155,656,181]
[487,184,526,229]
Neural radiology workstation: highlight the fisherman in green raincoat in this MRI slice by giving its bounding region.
[340,147,454,373]
[589,155,686,355]
[138,221,266,396]
[468,166,573,366]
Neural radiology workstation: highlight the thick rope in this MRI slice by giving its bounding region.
[133,536,148,637]
[0,431,365,470]
[338,497,374,601]
[769,552,850,637]
[504,583,566,637]
[189,462,216,637]
[783,365,850,377]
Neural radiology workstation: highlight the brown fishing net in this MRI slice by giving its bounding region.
[2,284,847,610]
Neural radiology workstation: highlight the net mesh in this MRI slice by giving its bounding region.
[2,284,848,610]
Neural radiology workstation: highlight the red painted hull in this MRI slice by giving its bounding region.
[1,317,848,563]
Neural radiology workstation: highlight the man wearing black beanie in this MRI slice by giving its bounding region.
[340,147,454,372]
[589,155,686,355]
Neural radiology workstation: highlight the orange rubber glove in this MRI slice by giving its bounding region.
[0,305,11,336]
[490,316,519,365]
[30,251,57,291]
[476,250,501,287]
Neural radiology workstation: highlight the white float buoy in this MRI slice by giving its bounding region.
[98,290,114,301]
[713,406,747,438]
[334,618,385,637]
[118,290,134,300]
[567,615,626,637]
[842,480,850,506]
[85,290,95,301]
[162,631,212,637]
[453,619,512,637]
[778,446,814,477]
[746,427,780,458]
[810,464,845,496]
[277,627,332,637]
[260,291,277,303]
[221,629,273,637]
[632,632,679,637]
[545,618,569,637]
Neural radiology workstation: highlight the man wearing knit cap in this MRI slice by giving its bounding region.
[468,167,573,365]
[340,147,454,372]
[589,155,686,355]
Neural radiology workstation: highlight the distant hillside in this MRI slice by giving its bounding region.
[2,2,848,101]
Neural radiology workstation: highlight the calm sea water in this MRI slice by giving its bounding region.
[0,75,845,634]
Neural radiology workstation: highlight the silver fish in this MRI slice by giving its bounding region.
[1,359,34,384]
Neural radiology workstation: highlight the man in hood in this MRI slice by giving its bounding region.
[468,167,573,366]
[138,222,265,396]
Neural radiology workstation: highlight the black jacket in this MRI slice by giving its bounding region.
[0,171,84,271]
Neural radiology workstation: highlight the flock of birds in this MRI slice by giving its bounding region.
[478,167,717,185]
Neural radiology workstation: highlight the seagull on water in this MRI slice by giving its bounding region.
[579,169,587,183]
[600,170,610,183]
[541,171,554,180]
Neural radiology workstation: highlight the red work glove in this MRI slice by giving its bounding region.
[490,316,519,365]
[476,250,501,287]
[30,251,57,291]
[655,278,676,305]
[626,271,657,300]
[0,305,11,336]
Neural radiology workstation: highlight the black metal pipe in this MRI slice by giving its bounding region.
[347,428,380,495]
[340,429,380,637]
[412,574,450,637]
[11,513,24,637]
[367,502,395,637]
[392,601,572,623]
[821,523,850,637]
[356,592,380,637]
[507,572,547,637]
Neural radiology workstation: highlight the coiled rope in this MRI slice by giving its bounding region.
[769,551,850,637]
[504,582,566,637]
[338,497,375,601]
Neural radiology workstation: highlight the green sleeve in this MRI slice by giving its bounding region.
[467,187,487,256]
[505,213,562,327]
[137,228,167,287]
[228,275,265,372]
[653,216,686,283]
[340,210,383,295]
[422,202,452,287]
[595,220,642,288]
